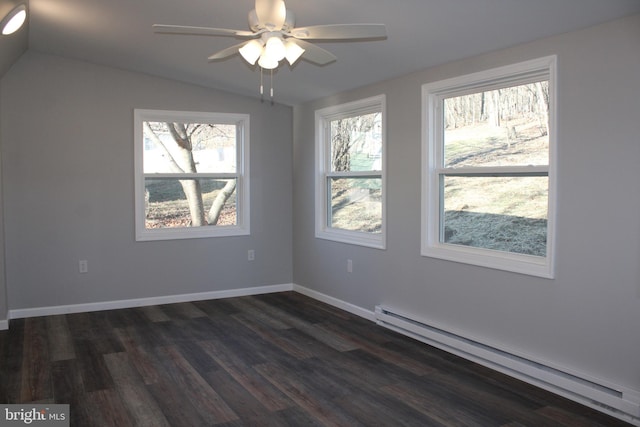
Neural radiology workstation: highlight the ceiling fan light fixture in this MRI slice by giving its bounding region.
[257,53,279,70]
[284,40,305,65]
[264,35,286,62]
[239,39,264,65]
[1,3,27,36]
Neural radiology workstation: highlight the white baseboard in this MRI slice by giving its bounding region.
[0,319,8,331]
[293,283,375,321]
[8,283,294,320]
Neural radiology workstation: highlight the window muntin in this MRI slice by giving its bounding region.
[422,56,556,277]
[315,95,386,249]
[135,110,249,241]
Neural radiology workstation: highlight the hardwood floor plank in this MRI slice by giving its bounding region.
[317,320,434,376]
[305,347,426,392]
[216,407,326,427]
[1,319,24,403]
[228,297,292,330]
[196,315,294,366]
[174,339,220,375]
[243,296,360,353]
[536,405,634,427]
[231,312,315,360]
[423,370,568,427]
[159,302,208,320]
[72,338,114,392]
[113,327,164,385]
[85,388,137,427]
[0,330,8,403]
[46,315,76,361]
[255,361,365,426]
[336,388,446,427]
[382,379,503,427]
[152,345,239,424]
[103,352,171,427]
[253,292,336,325]
[280,292,354,321]
[197,339,293,412]
[147,379,208,427]
[50,358,96,426]
[137,305,171,323]
[192,298,241,318]
[204,368,272,421]
[122,320,171,350]
[20,317,52,402]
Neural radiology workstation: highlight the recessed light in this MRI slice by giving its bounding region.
[1,4,27,36]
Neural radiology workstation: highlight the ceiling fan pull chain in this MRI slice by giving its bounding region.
[270,69,274,106]
[260,67,265,103]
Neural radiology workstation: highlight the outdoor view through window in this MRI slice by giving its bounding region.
[441,80,550,256]
[329,111,382,233]
[143,121,238,229]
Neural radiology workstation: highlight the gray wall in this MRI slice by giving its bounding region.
[1,52,292,311]
[0,0,28,324]
[0,0,27,78]
[293,14,640,392]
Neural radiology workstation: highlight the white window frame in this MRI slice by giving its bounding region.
[421,56,557,278]
[315,95,386,249]
[134,109,250,241]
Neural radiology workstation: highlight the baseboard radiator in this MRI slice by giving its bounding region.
[374,306,640,425]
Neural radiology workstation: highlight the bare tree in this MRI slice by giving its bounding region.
[143,122,235,226]
[331,113,380,172]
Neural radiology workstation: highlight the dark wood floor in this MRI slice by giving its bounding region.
[0,291,631,426]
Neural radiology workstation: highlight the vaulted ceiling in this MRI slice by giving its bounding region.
[11,0,640,105]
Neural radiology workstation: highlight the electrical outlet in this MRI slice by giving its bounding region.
[347,259,353,273]
[248,249,255,261]
[79,260,88,274]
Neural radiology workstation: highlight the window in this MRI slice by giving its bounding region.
[134,109,249,241]
[422,56,556,277]
[315,95,386,249]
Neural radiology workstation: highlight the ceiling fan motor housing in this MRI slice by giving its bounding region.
[249,8,295,32]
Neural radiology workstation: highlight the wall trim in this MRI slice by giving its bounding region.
[293,283,376,321]
[8,283,294,320]
[0,319,8,331]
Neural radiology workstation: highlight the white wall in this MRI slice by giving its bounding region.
[293,14,640,394]
[0,52,293,312]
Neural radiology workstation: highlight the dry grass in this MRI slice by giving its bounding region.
[443,121,548,256]
[145,185,236,228]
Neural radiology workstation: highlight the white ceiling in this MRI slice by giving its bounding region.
[27,0,640,106]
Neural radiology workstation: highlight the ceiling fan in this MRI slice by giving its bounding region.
[153,0,387,70]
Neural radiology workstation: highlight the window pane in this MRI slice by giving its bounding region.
[145,178,237,229]
[329,177,382,233]
[442,176,547,256]
[143,122,237,173]
[443,81,549,168]
[330,112,382,172]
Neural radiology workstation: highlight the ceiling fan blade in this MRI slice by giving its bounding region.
[255,0,286,30]
[208,42,248,61]
[290,24,387,40]
[153,24,256,38]
[294,40,337,65]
